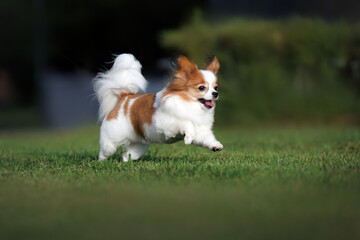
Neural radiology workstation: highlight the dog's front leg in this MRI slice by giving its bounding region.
[182,121,196,145]
[193,126,223,151]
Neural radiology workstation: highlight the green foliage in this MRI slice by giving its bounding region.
[0,126,360,239]
[161,12,360,124]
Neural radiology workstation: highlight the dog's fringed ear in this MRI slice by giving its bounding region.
[177,56,198,79]
[167,56,198,91]
[205,56,220,75]
[170,56,179,70]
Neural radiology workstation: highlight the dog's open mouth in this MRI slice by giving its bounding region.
[198,98,215,109]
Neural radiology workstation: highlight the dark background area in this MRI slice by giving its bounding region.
[0,0,359,128]
[0,0,205,107]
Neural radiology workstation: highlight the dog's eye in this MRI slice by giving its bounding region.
[198,86,206,91]
[214,86,218,91]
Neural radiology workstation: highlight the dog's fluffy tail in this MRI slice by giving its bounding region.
[93,54,148,121]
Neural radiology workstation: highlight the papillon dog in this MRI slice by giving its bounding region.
[94,54,223,162]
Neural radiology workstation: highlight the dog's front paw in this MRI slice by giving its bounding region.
[210,142,223,152]
[184,135,193,145]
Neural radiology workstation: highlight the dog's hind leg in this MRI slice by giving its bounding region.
[122,143,149,162]
[98,141,117,161]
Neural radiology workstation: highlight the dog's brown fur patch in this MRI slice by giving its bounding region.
[162,91,193,102]
[106,93,133,121]
[130,93,156,139]
[123,94,140,116]
[213,80,218,88]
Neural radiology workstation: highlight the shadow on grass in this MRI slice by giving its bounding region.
[103,149,179,163]
[36,150,175,164]
[7,145,216,172]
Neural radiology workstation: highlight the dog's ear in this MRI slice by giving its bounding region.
[167,56,199,91]
[170,56,179,69]
[177,56,198,79]
[205,56,220,75]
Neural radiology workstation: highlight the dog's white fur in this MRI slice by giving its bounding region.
[94,54,223,162]
[93,54,147,121]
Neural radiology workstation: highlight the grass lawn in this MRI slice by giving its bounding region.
[0,126,359,240]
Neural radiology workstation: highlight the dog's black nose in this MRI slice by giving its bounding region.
[212,91,218,98]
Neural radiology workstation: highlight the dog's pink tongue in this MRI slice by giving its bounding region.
[205,100,215,108]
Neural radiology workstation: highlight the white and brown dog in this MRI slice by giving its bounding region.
[94,54,223,162]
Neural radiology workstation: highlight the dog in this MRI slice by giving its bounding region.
[93,54,223,162]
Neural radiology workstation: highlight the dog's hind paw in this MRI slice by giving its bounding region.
[184,135,193,145]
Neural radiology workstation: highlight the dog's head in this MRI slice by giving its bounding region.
[166,56,220,109]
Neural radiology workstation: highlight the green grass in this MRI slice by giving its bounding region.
[0,126,359,240]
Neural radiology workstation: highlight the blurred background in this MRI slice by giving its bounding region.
[1,0,360,129]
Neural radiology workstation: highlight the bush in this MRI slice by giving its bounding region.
[160,10,360,124]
